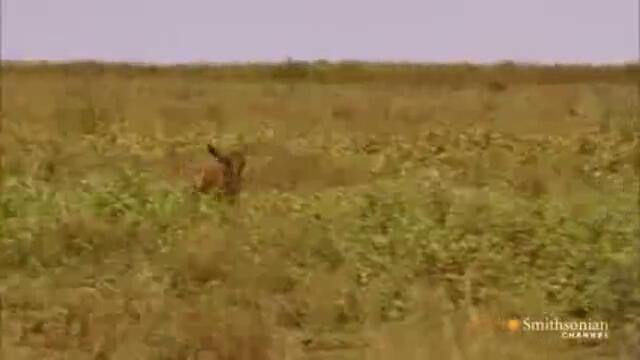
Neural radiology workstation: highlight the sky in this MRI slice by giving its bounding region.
[2,0,638,64]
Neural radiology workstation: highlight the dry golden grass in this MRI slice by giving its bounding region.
[0,61,639,359]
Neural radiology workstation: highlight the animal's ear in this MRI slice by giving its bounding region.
[237,158,246,175]
[207,144,226,162]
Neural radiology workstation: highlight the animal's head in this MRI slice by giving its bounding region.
[205,143,247,198]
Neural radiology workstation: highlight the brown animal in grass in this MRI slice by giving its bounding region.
[194,143,247,203]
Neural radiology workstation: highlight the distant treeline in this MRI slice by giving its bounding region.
[2,60,639,85]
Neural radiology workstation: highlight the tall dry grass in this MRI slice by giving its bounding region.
[0,61,639,359]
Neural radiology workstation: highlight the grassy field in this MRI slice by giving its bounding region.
[1,61,639,359]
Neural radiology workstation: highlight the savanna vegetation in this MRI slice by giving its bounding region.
[0,61,639,359]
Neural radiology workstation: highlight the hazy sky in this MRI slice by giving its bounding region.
[2,0,638,64]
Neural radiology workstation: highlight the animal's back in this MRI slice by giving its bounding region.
[196,160,225,193]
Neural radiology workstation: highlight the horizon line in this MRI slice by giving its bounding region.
[2,58,639,67]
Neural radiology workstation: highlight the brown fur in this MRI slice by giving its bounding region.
[194,144,247,203]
